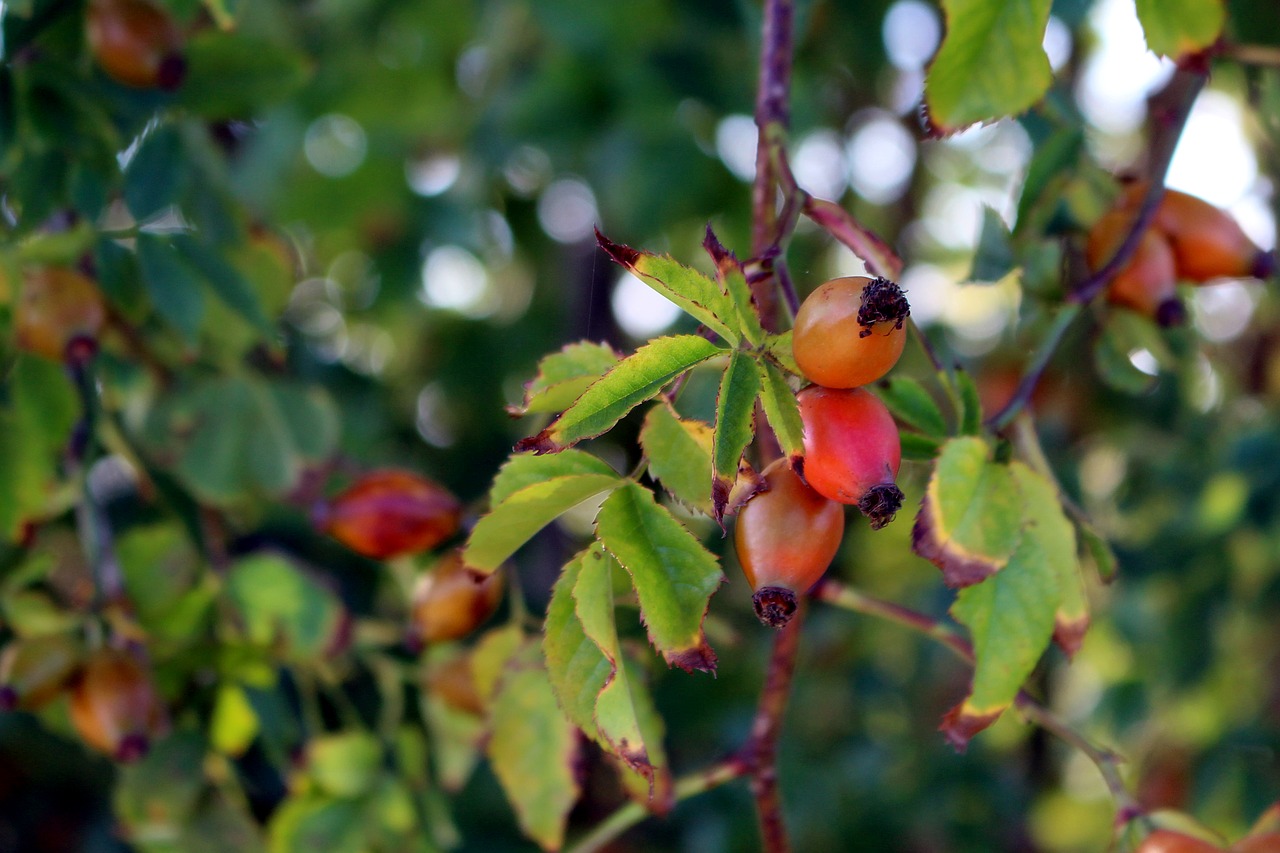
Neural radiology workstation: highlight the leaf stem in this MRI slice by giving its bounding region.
[812,579,1139,817]
[1012,697,1141,821]
[985,67,1207,432]
[1222,43,1280,68]
[564,759,747,853]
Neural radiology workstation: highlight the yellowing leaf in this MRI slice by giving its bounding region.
[913,437,1022,588]
[487,646,580,851]
[942,463,1070,750]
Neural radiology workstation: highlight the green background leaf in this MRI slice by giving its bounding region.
[1135,0,1226,56]
[924,0,1053,133]
[487,648,580,852]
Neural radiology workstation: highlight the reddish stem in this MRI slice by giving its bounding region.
[749,0,794,332]
[742,606,803,853]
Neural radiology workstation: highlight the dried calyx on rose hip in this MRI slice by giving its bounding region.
[407,550,504,646]
[87,0,187,90]
[315,469,462,560]
[734,459,844,628]
[791,275,911,389]
[69,647,168,763]
[796,385,903,529]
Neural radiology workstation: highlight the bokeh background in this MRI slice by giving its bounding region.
[2,0,1280,850]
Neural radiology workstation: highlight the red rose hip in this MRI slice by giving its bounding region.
[735,459,844,628]
[796,385,903,529]
[318,470,462,560]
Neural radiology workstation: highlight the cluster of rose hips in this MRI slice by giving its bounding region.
[734,275,910,627]
[315,469,503,648]
[1087,183,1274,325]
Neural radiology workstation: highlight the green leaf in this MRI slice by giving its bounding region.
[942,463,1068,749]
[142,376,334,503]
[762,331,801,376]
[702,226,764,346]
[422,692,484,793]
[901,432,943,461]
[544,551,613,738]
[487,450,621,507]
[639,404,714,513]
[596,231,739,344]
[595,483,723,672]
[756,359,805,462]
[913,437,1023,588]
[178,33,313,119]
[136,234,205,343]
[956,368,983,436]
[487,647,581,852]
[1135,0,1225,57]
[0,68,14,156]
[307,731,383,799]
[576,549,664,777]
[265,382,340,461]
[268,794,364,853]
[95,237,149,320]
[509,341,620,416]
[923,0,1053,134]
[874,377,948,438]
[544,547,663,779]
[711,351,759,522]
[464,469,623,572]
[210,683,259,756]
[638,403,764,519]
[1078,521,1118,583]
[1053,540,1090,660]
[1015,128,1083,240]
[12,355,78,456]
[966,207,1016,284]
[124,126,186,221]
[516,335,724,454]
[225,554,344,662]
[172,234,275,335]
[116,731,208,840]
[0,356,76,541]
[1094,311,1171,395]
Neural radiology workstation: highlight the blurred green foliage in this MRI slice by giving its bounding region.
[1,0,1280,851]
